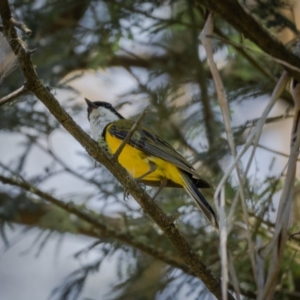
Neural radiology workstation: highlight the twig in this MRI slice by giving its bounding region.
[256,238,265,299]
[200,14,231,299]
[210,33,300,75]
[113,106,150,159]
[219,187,229,299]
[257,143,300,160]
[212,31,276,82]
[227,190,239,232]
[215,71,290,199]
[58,71,84,87]
[0,85,28,106]
[240,73,291,219]
[10,17,32,35]
[228,254,241,300]
[226,74,290,285]
[232,114,293,131]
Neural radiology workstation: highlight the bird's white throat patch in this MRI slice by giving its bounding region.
[89,106,120,141]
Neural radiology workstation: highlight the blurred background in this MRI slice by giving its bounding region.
[1,1,300,299]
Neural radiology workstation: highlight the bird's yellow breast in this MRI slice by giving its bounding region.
[105,132,184,186]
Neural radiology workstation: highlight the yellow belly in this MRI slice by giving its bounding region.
[105,133,184,186]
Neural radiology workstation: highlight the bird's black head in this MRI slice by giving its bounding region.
[85,98,124,121]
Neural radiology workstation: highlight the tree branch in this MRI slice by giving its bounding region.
[10,17,32,35]
[113,106,150,159]
[0,85,28,106]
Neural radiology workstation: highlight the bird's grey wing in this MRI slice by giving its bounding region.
[108,121,211,188]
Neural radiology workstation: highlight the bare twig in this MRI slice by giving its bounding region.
[256,238,265,299]
[10,17,32,35]
[289,231,300,240]
[219,187,229,299]
[227,190,240,232]
[233,114,293,131]
[215,72,290,198]
[211,31,276,82]
[200,14,232,299]
[0,85,28,106]
[257,143,300,160]
[210,33,300,74]
[113,106,150,159]
[228,254,241,300]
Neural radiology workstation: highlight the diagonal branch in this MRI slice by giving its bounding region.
[113,106,150,159]
[0,85,28,106]
[10,17,32,35]
[215,71,290,199]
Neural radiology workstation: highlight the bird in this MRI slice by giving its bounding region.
[85,98,218,229]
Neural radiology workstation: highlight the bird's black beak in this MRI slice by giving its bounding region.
[85,98,98,121]
[85,98,98,110]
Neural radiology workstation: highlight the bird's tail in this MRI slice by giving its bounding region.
[180,171,219,230]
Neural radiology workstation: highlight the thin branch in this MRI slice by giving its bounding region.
[0,85,28,106]
[200,14,231,299]
[256,238,265,299]
[10,17,32,35]
[257,143,300,160]
[237,114,293,130]
[212,30,276,82]
[210,33,300,75]
[215,71,290,199]
[228,254,241,300]
[219,187,229,300]
[0,174,191,274]
[113,106,150,159]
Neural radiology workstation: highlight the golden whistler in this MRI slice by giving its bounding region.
[86,99,218,229]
